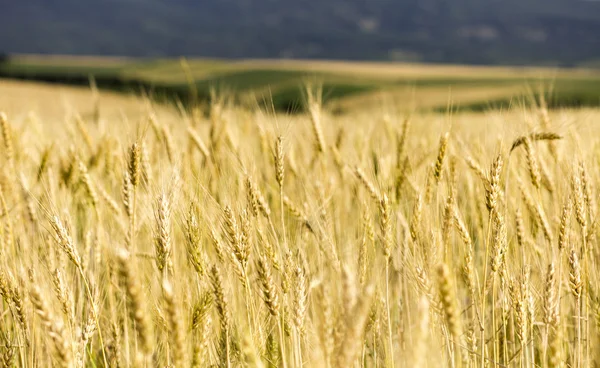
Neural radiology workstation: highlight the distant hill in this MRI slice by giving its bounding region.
[2,0,600,65]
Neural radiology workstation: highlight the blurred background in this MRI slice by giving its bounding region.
[3,0,600,65]
[1,0,600,112]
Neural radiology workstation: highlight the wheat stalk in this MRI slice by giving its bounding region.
[116,249,153,356]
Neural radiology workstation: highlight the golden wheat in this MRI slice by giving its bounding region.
[0,87,599,368]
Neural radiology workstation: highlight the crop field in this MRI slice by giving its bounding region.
[2,54,600,112]
[1,61,600,368]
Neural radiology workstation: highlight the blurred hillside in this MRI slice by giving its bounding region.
[2,0,600,65]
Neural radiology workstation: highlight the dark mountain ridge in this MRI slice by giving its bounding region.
[2,0,600,65]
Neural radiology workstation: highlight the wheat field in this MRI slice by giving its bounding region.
[0,80,600,368]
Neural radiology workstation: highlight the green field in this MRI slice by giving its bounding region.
[2,55,600,112]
